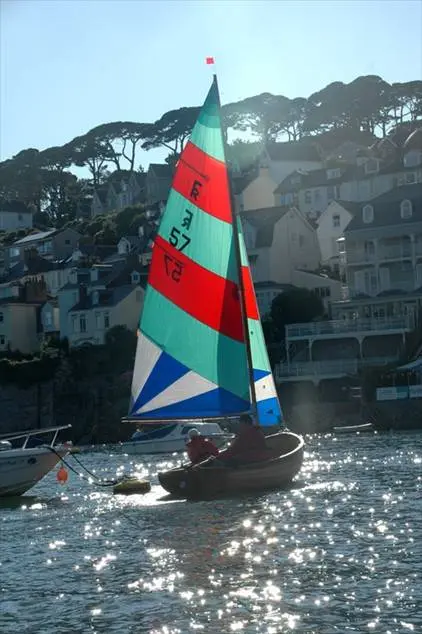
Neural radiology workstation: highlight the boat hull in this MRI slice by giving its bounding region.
[122,422,232,455]
[158,431,304,499]
[0,447,68,497]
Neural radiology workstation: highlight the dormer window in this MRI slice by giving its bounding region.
[363,204,374,224]
[333,214,340,228]
[364,158,379,174]
[400,199,412,219]
[327,168,341,179]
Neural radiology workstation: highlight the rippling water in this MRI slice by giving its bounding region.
[1,431,421,633]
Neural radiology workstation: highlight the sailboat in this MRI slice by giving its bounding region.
[125,75,304,496]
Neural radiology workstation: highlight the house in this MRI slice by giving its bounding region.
[0,200,33,231]
[262,141,323,186]
[0,279,56,354]
[242,205,321,284]
[273,128,422,219]
[8,227,81,267]
[58,258,147,346]
[316,200,357,271]
[254,281,294,317]
[145,163,173,205]
[236,166,278,212]
[342,184,422,302]
[91,171,146,217]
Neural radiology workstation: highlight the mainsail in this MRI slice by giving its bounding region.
[237,218,284,427]
[129,77,251,419]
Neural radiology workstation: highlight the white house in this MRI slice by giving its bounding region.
[242,205,321,284]
[0,201,33,231]
[316,200,356,270]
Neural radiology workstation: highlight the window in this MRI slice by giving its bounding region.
[92,291,99,305]
[44,312,52,327]
[327,185,339,201]
[65,239,71,245]
[401,199,412,219]
[304,190,312,204]
[404,151,422,168]
[0,335,5,345]
[405,172,416,185]
[333,214,340,228]
[95,312,101,329]
[0,312,3,323]
[80,314,86,333]
[104,312,110,329]
[327,168,341,179]
[365,158,379,174]
[131,271,140,284]
[71,315,77,333]
[18,214,23,223]
[363,204,374,224]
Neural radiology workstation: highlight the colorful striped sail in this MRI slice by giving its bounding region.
[129,77,251,419]
[237,217,284,427]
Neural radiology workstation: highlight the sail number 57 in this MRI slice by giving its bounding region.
[169,227,191,252]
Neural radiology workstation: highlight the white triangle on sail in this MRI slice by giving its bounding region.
[255,373,278,402]
[130,332,162,409]
[134,370,218,415]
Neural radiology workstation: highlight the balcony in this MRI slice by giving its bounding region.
[286,316,414,339]
[346,251,376,265]
[275,356,400,381]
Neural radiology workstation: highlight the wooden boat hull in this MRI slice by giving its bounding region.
[158,431,304,499]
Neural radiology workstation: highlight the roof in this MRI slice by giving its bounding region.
[254,281,295,291]
[14,229,56,245]
[345,184,422,232]
[334,200,361,215]
[233,172,258,195]
[274,166,354,194]
[265,141,321,163]
[74,244,117,259]
[242,206,288,247]
[69,284,140,312]
[0,200,32,214]
[148,163,172,178]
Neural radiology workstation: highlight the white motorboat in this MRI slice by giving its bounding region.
[332,422,374,434]
[121,421,232,455]
[0,425,71,497]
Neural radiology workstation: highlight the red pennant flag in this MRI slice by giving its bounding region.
[205,57,215,65]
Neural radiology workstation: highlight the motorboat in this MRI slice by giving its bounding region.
[0,425,71,497]
[122,421,232,455]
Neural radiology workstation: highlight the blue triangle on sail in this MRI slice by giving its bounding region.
[131,351,190,414]
[135,387,250,420]
[257,397,284,426]
[253,368,270,382]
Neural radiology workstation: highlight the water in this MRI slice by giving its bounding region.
[1,432,421,634]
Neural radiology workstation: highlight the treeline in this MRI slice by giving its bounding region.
[0,75,421,228]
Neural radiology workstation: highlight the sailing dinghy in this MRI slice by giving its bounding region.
[125,75,304,497]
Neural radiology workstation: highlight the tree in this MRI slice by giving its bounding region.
[270,288,324,337]
[67,134,114,185]
[225,93,290,143]
[87,122,152,172]
[142,106,200,155]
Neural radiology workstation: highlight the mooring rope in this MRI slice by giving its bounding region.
[48,446,127,488]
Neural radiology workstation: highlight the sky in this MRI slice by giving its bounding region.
[1,0,422,168]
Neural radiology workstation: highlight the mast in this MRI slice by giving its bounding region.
[213,74,258,418]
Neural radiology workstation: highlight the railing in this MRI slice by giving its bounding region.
[275,356,400,379]
[0,425,72,449]
[286,317,414,338]
[275,360,358,378]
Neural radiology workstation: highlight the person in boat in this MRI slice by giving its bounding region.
[217,413,268,465]
[186,428,220,464]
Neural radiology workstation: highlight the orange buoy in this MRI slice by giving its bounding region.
[57,465,68,484]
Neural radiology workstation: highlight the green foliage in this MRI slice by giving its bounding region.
[270,287,325,338]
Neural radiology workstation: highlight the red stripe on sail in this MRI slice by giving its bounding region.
[149,235,245,342]
[241,266,259,320]
[172,142,231,223]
